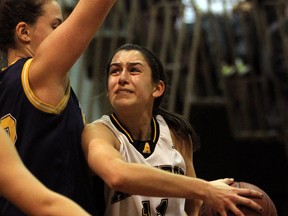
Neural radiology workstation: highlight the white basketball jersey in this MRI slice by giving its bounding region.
[94,114,186,216]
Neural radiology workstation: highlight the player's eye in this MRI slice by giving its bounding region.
[130,67,141,73]
[109,67,121,75]
[51,23,60,30]
[51,19,62,30]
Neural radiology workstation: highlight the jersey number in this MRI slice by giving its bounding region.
[0,114,17,143]
[142,199,168,216]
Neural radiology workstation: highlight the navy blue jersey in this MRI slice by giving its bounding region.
[0,58,98,215]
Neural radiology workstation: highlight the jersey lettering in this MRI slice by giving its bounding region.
[143,142,151,154]
[142,199,168,216]
[155,165,185,175]
[142,201,151,216]
[111,191,131,204]
[0,114,17,143]
[173,166,185,175]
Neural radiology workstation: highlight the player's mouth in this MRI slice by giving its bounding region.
[115,89,133,94]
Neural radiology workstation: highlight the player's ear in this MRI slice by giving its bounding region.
[15,22,31,43]
[153,80,165,98]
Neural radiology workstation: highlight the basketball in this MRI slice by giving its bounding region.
[198,182,278,216]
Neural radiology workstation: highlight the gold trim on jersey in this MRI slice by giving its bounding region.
[151,117,157,143]
[111,113,134,143]
[2,60,16,71]
[21,58,70,114]
[110,113,158,144]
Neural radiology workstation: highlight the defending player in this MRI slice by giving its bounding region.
[0,0,115,215]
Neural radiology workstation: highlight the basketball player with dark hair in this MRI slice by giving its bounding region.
[82,44,264,216]
[0,0,115,215]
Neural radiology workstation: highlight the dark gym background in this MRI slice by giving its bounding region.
[191,104,288,215]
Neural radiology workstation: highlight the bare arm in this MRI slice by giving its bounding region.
[184,161,202,216]
[170,131,202,216]
[0,128,90,216]
[29,0,116,103]
[82,123,263,216]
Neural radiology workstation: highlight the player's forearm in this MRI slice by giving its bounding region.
[1,169,90,216]
[28,192,91,216]
[34,0,116,77]
[66,0,116,40]
[104,161,209,200]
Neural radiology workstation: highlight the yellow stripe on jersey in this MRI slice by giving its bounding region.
[21,58,70,114]
[152,117,157,142]
[111,113,158,144]
[111,113,134,143]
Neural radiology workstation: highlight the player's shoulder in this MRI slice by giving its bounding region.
[84,120,112,135]
[83,121,118,148]
[84,121,102,131]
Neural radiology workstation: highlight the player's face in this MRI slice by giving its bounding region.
[108,50,158,112]
[28,0,63,55]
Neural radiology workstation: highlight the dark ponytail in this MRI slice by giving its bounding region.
[156,107,200,151]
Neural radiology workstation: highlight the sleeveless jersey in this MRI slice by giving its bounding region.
[95,114,186,216]
[0,58,98,215]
